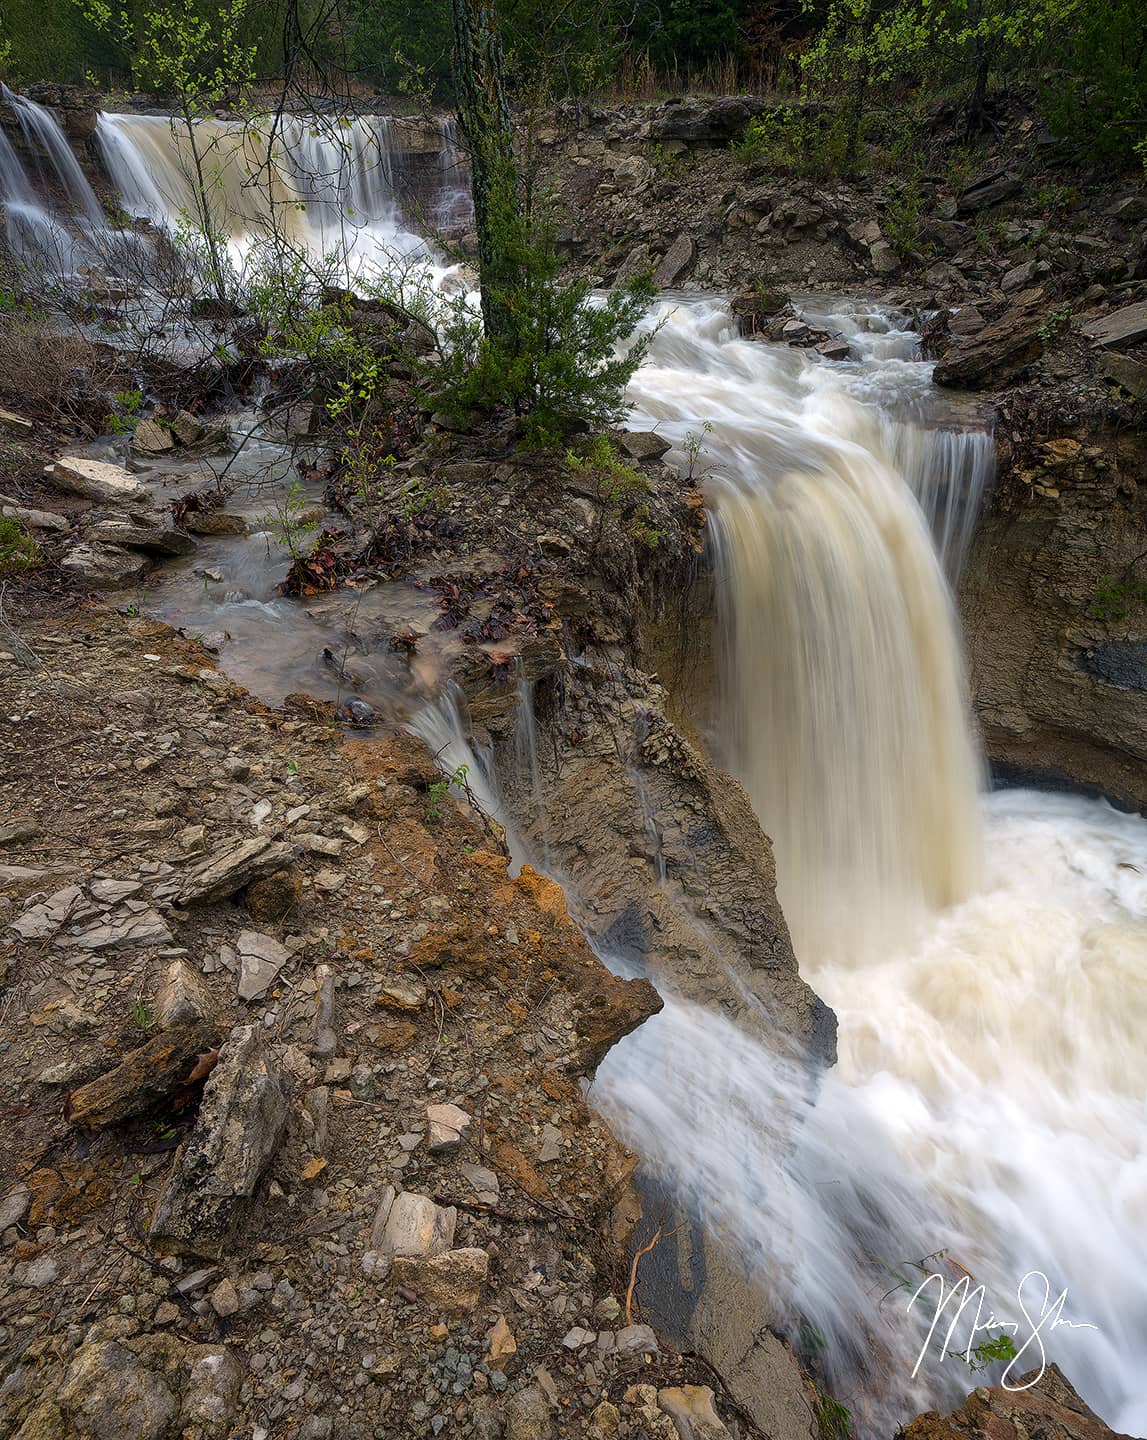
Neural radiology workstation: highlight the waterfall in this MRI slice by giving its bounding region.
[95,111,441,273]
[0,89,103,269]
[3,86,104,224]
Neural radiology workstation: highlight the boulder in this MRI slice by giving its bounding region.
[933,295,1045,388]
[183,510,247,536]
[55,1339,178,1440]
[171,836,296,905]
[956,170,1022,215]
[148,1026,288,1255]
[1082,301,1147,351]
[615,430,672,462]
[392,1246,489,1314]
[654,234,695,288]
[60,542,150,589]
[49,456,151,505]
[648,97,763,144]
[85,515,195,556]
[371,1187,457,1257]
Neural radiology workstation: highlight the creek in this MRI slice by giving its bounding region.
[3,96,1145,1437]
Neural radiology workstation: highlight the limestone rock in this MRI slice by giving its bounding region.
[85,515,195,556]
[615,1323,659,1358]
[485,1314,517,1370]
[61,542,150,590]
[173,836,296,905]
[1,503,68,533]
[504,1384,554,1440]
[934,295,1045,389]
[371,1187,456,1257]
[132,418,176,454]
[183,510,247,536]
[49,456,151,505]
[55,1340,178,1440]
[615,430,672,462]
[654,234,695,288]
[183,1345,243,1434]
[8,883,89,939]
[391,1246,489,1314]
[235,929,290,1001]
[657,1387,732,1440]
[426,1102,471,1153]
[57,908,173,951]
[156,958,213,1025]
[149,1026,288,1255]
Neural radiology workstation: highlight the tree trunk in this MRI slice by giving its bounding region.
[450,0,518,338]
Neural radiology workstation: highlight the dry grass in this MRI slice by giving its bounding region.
[0,316,121,434]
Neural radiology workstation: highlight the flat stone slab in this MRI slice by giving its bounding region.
[1082,301,1147,351]
[49,456,151,505]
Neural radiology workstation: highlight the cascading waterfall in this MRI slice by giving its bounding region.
[598,295,1147,1433]
[95,111,435,271]
[3,87,104,224]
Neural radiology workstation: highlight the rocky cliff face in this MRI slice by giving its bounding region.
[962,394,1147,810]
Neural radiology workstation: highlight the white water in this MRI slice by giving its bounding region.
[596,297,1147,1432]
[5,102,1143,1430]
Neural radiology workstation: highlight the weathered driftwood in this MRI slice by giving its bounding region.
[65,1022,219,1130]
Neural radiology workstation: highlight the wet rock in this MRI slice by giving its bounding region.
[504,1384,554,1440]
[1082,300,1147,351]
[132,418,176,455]
[85,515,195,557]
[183,1344,243,1434]
[55,1339,178,1440]
[149,1026,288,1256]
[654,234,696,288]
[173,836,296,905]
[183,510,248,536]
[658,1386,732,1440]
[1099,352,1147,399]
[902,1364,1126,1440]
[49,456,151,505]
[61,542,150,590]
[236,929,290,1001]
[65,1021,219,1130]
[371,1187,457,1257]
[155,958,214,1025]
[426,1102,471,1152]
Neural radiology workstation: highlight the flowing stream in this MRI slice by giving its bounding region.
[3,97,1145,1434]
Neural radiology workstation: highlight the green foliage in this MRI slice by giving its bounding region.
[441,184,655,447]
[0,517,41,577]
[260,480,320,561]
[566,435,662,546]
[883,177,929,260]
[1038,303,1073,340]
[130,997,156,1032]
[427,762,470,820]
[1040,0,1147,167]
[814,1392,852,1440]
[107,387,143,434]
[736,106,849,180]
[963,1331,1019,1371]
[1092,572,1147,622]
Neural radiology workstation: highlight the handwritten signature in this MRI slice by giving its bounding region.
[906,1269,1098,1389]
